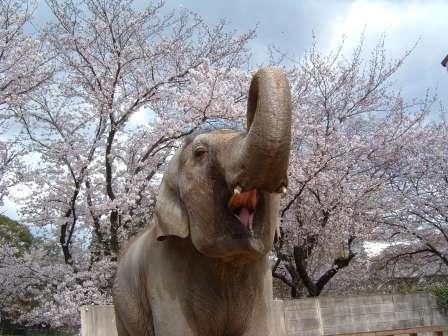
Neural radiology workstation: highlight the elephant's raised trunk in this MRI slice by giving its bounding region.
[232,68,292,193]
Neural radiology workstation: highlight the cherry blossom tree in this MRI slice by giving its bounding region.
[0,0,51,206]
[0,0,253,326]
[273,37,432,297]
[1,64,249,328]
[13,0,251,266]
[0,0,51,108]
[2,0,250,326]
[0,242,114,327]
[374,121,448,278]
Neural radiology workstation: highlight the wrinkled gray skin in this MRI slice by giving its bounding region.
[113,68,292,336]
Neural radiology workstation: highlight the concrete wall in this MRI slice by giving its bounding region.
[80,305,117,336]
[278,293,448,336]
[81,293,448,336]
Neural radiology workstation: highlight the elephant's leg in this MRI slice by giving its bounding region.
[115,312,130,336]
[114,295,155,336]
[150,301,203,336]
[115,307,155,336]
[240,321,278,336]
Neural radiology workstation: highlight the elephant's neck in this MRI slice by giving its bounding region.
[171,236,272,294]
[156,236,273,333]
[212,256,269,280]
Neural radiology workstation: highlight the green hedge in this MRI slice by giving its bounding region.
[431,285,448,313]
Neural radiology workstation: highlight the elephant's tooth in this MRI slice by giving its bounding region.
[234,185,242,195]
[281,186,287,194]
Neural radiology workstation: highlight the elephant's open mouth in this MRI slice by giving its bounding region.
[227,189,258,237]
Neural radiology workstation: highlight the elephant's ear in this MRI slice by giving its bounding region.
[154,154,189,241]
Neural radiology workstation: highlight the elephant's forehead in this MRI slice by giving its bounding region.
[193,129,241,144]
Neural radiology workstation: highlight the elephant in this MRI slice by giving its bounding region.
[113,67,292,336]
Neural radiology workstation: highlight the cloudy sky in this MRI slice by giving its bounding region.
[153,0,448,107]
[2,0,446,219]
[31,0,447,107]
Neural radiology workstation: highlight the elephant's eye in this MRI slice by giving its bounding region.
[193,145,208,158]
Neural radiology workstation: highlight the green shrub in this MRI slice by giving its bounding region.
[431,285,448,312]
[0,215,33,252]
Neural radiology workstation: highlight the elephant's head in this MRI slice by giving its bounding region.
[154,68,292,264]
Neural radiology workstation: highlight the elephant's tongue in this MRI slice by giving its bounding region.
[236,207,254,231]
[228,189,258,232]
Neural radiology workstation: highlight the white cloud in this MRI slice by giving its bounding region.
[1,183,35,220]
[327,1,447,51]
[323,0,448,107]
[128,107,155,128]
[1,196,20,220]
[332,1,402,40]
[364,241,389,257]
